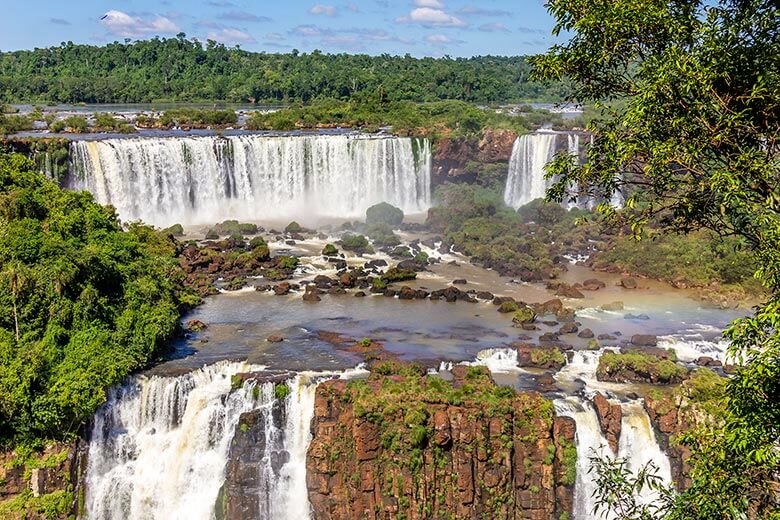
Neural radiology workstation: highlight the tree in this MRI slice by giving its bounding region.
[532,0,779,517]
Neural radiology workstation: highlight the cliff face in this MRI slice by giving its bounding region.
[0,440,86,520]
[306,364,575,520]
[432,129,517,185]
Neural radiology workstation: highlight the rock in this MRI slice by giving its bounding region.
[267,335,284,343]
[339,271,358,287]
[497,300,519,313]
[582,278,606,291]
[512,306,536,325]
[624,313,651,320]
[274,282,291,295]
[630,334,658,347]
[476,291,494,300]
[555,285,585,299]
[592,393,622,453]
[452,278,467,285]
[534,298,563,316]
[306,375,574,520]
[601,301,624,311]
[620,277,638,289]
[477,128,517,163]
[558,322,578,334]
[186,319,208,332]
[696,356,722,367]
[354,291,366,297]
[577,328,594,339]
[303,292,322,302]
[398,286,416,300]
[598,334,616,340]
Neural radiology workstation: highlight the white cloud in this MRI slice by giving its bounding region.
[478,22,509,32]
[310,5,337,16]
[100,10,180,38]
[265,32,284,41]
[424,34,463,46]
[413,0,444,7]
[396,7,466,27]
[206,28,256,44]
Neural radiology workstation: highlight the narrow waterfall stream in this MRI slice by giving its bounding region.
[69,134,432,226]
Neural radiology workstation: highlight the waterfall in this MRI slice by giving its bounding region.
[468,347,521,373]
[554,397,612,520]
[618,402,673,502]
[69,134,432,226]
[503,133,558,209]
[81,362,360,520]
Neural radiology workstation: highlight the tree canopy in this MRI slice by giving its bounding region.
[533,0,779,517]
[0,154,192,443]
[0,38,565,104]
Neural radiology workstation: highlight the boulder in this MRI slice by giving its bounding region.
[620,277,638,289]
[592,393,622,454]
[630,334,658,347]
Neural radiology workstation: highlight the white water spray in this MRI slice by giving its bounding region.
[69,134,431,226]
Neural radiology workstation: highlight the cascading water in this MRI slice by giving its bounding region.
[69,134,432,226]
[503,133,558,209]
[82,362,365,520]
[83,361,258,520]
[554,397,613,520]
[618,402,673,501]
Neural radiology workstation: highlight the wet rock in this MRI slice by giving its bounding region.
[452,278,467,285]
[624,313,650,320]
[620,277,638,289]
[354,291,366,297]
[577,328,594,339]
[267,335,284,343]
[696,356,722,367]
[534,298,563,316]
[592,393,622,454]
[415,289,430,300]
[476,291,494,300]
[365,259,388,269]
[274,282,291,296]
[313,274,334,288]
[398,286,417,300]
[512,306,536,325]
[303,292,322,302]
[327,287,346,295]
[582,279,606,291]
[597,334,616,340]
[556,307,576,322]
[539,332,560,343]
[630,334,658,347]
[558,322,578,334]
[555,285,585,299]
[186,319,208,332]
[497,300,519,313]
[601,301,624,311]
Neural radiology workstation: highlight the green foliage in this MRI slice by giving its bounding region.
[158,108,237,127]
[245,98,556,137]
[339,234,373,255]
[529,347,565,367]
[276,256,299,270]
[284,221,303,234]
[61,115,87,133]
[274,383,290,400]
[588,457,676,520]
[597,352,687,384]
[321,243,338,256]
[0,153,186,442]
[535,1,780,516]
[0,40,566,104]
[381,267,417,283]
[209,220,257,237]
[595,230,760,291]
[0,114,35,135]
[161,223,184,237]
[366,202,404,227]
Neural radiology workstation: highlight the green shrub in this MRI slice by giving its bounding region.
[366,202,404,227]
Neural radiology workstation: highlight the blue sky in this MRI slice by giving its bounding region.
[0,0,560,57]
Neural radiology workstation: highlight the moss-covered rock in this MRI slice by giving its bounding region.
[365,201,404,227]
[597,351,687,384]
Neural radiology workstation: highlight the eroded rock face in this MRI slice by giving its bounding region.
[306,372,575,520]
[591,393,622,454]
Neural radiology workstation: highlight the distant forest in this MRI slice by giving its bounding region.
[0,36,565,105]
